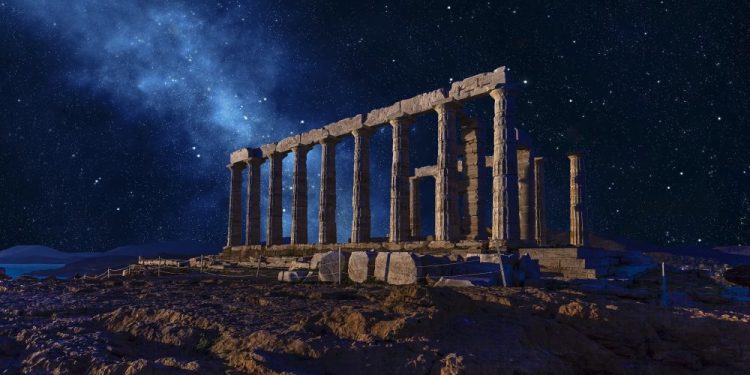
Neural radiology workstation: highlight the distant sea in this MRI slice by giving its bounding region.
[0,263,65,278]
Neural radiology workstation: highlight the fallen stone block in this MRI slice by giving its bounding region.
[384,252,421,285]
[433,275,498,287]
[317,251,349,282]
[348,250,377,283]
[278,270,310,283]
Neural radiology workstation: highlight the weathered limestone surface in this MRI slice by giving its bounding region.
[226,163,244,247]
[533,157,546,246]
[489,88,520,246]
[569,153,586,247]
[351,128,371,243]
[517,147,535,245]
[245,158,262,245]
[409,177,420,240]
[460,117,486,240]
[267,152,285,246]
[434,102,460,242]
[317,251,348,282]
[348,251,376,283]
[373,252,450,285]
[389,117,412,242]
[319,138,338,244]
[448,67,507,101]
[260,143,277,159]
[276,135,300,154]
[414,165,437,178]
[291,146,310,245]
[325,115,363,138]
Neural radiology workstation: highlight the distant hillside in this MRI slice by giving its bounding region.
[0,241,221,265]
[0,245,96,264]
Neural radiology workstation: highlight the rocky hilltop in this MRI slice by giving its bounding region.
[0,264,749,374]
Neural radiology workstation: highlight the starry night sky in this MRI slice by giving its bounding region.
[1,1,748,251]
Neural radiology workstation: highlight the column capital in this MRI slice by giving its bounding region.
[352,126,374,138]
[227,162,246,171]
[389,116,414,127]
[291,144,312,154]
[319,135,340,146]
[434,100,462,113]
[244,157,263,167]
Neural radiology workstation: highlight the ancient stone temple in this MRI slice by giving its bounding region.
[223,66,587,255]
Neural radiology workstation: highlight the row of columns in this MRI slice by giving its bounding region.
[226,87,586,248]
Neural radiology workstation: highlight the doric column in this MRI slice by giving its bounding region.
[318,137,338,244]
[434,102,460,242]
[244,158,262,245]
[351,128,372,243]
[517,147,535,245]
[266,152,285,246]
[569,152,586,247]
[489,88,520,246]
[409,176,420,240]
[389,117,412,242]
[460,117,486,240]
[226,162,245,247]
[533,157,547,246]
[291,145,311,245]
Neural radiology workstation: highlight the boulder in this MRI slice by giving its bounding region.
[317,251,349,283]
[374,252,451,285]
[348,251,377,283]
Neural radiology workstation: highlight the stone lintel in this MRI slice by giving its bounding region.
[414,165,437,178]
[400,88,449,115]
[364,102,402,127]
[299,128,329,146]
[324,114,363,138]
[275,135,301,153]
[260,143,277,158]
[448,66,508,101]
[230,147,262,165]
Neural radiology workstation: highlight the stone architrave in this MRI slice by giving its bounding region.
[348,250,377,283]
[434,102,460,241]
[389,117,412,242]
[489,88,520,246]
[291,146,311,244]
[409,177,420,240]
[351,128,372,243]
[533,157,547,246]
[245,158,262,245]
[516,147,535,245]
[569,152,586,247]
[318,138,338,244]
[267,152,285,246]
[226,162,245,247]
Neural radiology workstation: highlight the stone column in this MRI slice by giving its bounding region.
[434,102,460,242]
[569,152,586,247]
[409,176,420,240]
[266,152,285,246]
[351,128,371,243]
[489,88,520,246]
[318,137,338,244]
[389,117,412,242]
[244,158,262,245]
[517,147,535,245]
[460,118,486,240]
[533,156,547,246]
[226,163,244,247]
[291,145,310,245]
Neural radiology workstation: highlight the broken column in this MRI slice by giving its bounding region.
[533,156,547,246]
[351,128,371,243]
[267,152,285,246]
[245,158,262,245]
[409,176,420,240]
[434,102,460,242]
[319,137,337,244]
[517,146,535,245]
[348,250,376,283]
[489,88,520,246]
[389,117,412,242]
[226,162,244,247]
[291,145,310,245]
[569,152,586,247]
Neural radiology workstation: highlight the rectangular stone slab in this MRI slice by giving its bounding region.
[348,250,377,283]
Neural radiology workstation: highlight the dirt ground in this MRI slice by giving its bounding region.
[1,268,749,374]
